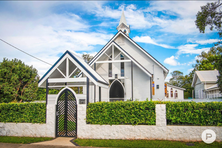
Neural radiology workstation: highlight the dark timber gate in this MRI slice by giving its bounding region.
[56,89,77,137]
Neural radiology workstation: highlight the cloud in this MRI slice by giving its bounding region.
[187,39,219,45]
[164,56,178,66]
[177,44,210,56]
[0,2,113,77]
[133,36,175,49]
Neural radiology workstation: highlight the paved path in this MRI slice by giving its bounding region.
[31,137,76,147]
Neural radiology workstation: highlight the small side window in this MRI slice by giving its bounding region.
[156,85,159,89]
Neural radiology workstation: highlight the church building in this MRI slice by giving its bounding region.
[38,12,172,103]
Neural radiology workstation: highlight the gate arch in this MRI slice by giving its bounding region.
[109,80,125,98]
[56,87,77,137]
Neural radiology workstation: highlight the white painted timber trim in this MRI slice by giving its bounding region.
[96,60,131,64]
[48,78,86,83]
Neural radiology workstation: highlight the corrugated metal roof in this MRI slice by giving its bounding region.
[196,70,219,82]
[206,84,218,91]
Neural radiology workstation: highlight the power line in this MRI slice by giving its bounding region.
[0,39,52,66]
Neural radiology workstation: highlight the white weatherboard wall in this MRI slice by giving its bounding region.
[78,104,222,141]
[0,103,56,137]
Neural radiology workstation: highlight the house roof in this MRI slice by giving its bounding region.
[191,70,219,87]
[88,30,169,74]
[38,50,108,88]
[206,84,219,91]
[167,84,186,91]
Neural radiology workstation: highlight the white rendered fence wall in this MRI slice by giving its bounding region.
[0,104,56,137]
[77,104,222,141]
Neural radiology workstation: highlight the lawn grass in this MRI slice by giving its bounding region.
[0,136,53,144]
[73,139,222,148]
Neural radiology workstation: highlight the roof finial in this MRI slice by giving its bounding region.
[117,10,130,36]
[119,11,128,27]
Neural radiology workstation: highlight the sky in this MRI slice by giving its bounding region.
[0,1,219,81]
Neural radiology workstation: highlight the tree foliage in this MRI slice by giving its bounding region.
[168,71,184,87]
[82,53,93,63]
[193,46,222,71]
[195,2,222,37]
[195,2,222,94]
[168,70,193,98]
[217,55,222,93]
[0,58,39,103]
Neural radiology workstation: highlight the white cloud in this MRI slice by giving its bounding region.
[164,56,178,66]
[177,44,210,56]
[133,36,175,49]
[0,2,113,77]
[187,39,219,45]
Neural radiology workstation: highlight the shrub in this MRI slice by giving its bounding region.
[86,101,160,125]
[166,101,222,126]
[86,101,222,126]
[0,103,46,123]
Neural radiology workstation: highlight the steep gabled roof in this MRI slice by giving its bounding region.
[38,50,108,88]
[191,70,219,87]
[88,30,169,74]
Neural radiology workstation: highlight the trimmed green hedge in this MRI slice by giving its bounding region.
[86,101,222,126]
[166,101,222,126]
[86,101,158,125]
[0,103,46,123]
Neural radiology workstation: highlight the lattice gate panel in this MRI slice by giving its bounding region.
[66,90,77,137]
[56,89,77,137]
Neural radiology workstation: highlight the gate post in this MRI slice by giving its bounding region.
[156,104,166,126]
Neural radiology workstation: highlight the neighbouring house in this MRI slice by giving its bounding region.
[191,70,222,99]
[165,84,185,100]
[38,11,187,103]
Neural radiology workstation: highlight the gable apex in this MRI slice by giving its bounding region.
[88,31,169,75]
[38,50,108,88]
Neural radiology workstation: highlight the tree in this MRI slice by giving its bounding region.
[195,1,222,93]
[82,54,93,63]
[168,70,184,87]
[195,2,222,38]
[193,46,222,71]
[0,58,39,103]
[217,55,222,93]
[167,70,194,98]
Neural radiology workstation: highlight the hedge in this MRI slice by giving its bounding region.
[86,101,222,126]
[0,103,46,123]
[166,101,222,126]
[86,101,158,125]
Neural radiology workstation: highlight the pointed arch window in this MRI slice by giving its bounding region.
[120,54,124,77]
[110,80,124,98]
[171,88,173,98]
[109,55,112,77]
[175,90,178,98]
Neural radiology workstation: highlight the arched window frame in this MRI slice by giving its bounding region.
[109,79,125,98]
[171,88,173,98]
[175,90,178,98]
